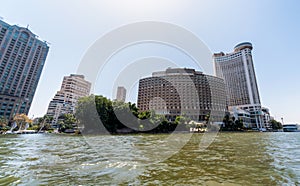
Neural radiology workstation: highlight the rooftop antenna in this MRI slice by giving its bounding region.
[26,24,29,29]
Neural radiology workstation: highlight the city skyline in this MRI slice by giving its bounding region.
[1,1,299,123]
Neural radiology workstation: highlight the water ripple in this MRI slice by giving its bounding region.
[0,133,299,185]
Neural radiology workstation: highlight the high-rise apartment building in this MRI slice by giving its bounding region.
[46,74,91,124]
[0,20,49,119]
[213,42,264,129]
[116,86,126,102]
[137,68,227,122]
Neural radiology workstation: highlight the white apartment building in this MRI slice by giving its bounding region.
[213,42,267,129]
[46,74,91,124]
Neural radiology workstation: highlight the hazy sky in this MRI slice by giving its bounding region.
[1,0,299,123]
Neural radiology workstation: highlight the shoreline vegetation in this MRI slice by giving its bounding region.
[0,95,283,135]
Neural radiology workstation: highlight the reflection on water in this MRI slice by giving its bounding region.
[0,133,299,185]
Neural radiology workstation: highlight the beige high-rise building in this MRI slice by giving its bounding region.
[46,74,91,124]
[213,42,265,129]
[116,86,126,102]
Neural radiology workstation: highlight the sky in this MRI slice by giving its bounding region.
[1,0,300,124]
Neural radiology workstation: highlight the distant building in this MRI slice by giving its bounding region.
[116,86,126,102]
[213,42,265,129]
[262,107,271,129]
[137,68,227,122]
[0,20,49,119]
[229,106,271,129]
[283,124,300,132]
[46,74,91,124]
[229,106,251,128]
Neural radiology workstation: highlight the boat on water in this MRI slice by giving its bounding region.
[283,124,300,132]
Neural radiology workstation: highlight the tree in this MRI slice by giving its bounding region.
[112,100,140,131]
[76,95,106,134]
[174,115,191,131]
[222,114,231,129]
[0,117,8,131]
[57,113,77,132]
[76,95,127,134]
[37,115,54,131]
[13,114,32,130]
[222,115,243,131]
[138,111,151,120]
[42,115,54,124]
[128,102,139,117]
[233,118,244,130]
[204,114,210,124]
[76,94,202,134]
[0,117,8,128]
[269,119,282,130]
[59,113,76,125]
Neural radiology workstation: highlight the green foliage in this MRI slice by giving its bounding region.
[59,113,77,125]
[58,113,77,133]
[128,102,139,117]
[138,111,151,120]
[75,95,104,134]
[40,115,54,124]
[27,125,40,131]
[269,119,282,130]
[234,119,244,130]
[175,115,190,125]
[75,95,132,134]
[37,115,54,131]
[0,117,9,132]
[0,117,8,128]
[204,114,210,123]
[75,95,191,134]
[221,114,244,131]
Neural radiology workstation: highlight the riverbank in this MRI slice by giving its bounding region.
[0,128,286,136]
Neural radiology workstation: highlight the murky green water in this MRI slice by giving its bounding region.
[0,132,299,185]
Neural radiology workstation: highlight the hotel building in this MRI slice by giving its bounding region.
[137,68,227,122]
[46,74,91,124]
[213,42,266,129]
[0,20,49,119]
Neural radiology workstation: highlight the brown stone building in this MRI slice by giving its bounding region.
[137,68,227,122]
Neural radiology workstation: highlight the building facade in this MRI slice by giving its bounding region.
[262,107,271,129]
[229,106,251,128]
[213,42,265,129]
[0,20,49,119]
[137,68,227,122]
[116,86,126,102]
[46,74,91,124]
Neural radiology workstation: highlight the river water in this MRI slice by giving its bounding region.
[0,132,299,185]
